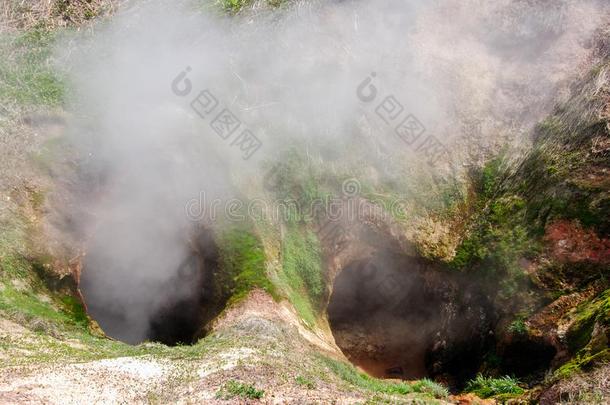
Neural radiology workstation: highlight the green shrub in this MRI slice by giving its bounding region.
[216,380,264,400]
[465,374,524,398]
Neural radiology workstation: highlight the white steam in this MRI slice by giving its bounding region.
[58,0,608,343]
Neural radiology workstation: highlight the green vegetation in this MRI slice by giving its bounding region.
[215,380,265,400]
[278,226,324,327]
[564,289,610,355]
[452,157,531,271]
[295,375,316,389]
[554,349,610,380]
[479,156,504,200]
[220,0,251,13]
[465,375,524,399]
[0,27,64,107]
[282,227,324,304]
[217,227,278,304]
[451,160,528,297]
[0,245,84,333]
[508,315,529,336]
[321,356,448,399]
[410,378,450,399]
[52,0,105,22]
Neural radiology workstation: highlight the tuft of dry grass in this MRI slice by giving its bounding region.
[0,0,123,33]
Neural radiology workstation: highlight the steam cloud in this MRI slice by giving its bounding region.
[57,0,608,343]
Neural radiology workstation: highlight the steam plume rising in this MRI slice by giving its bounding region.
[59,0,608,343]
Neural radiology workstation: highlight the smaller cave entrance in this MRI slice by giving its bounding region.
[327,251,498,389]
[498,337,557,380]
[80,225,225,346]
[327,253,446,380]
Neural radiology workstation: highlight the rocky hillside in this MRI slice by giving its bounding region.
[0,1,609,404]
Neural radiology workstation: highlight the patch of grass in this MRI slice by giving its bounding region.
[215,380,264,400]
[0,27,65,107]
[284,286,317,327]
[322,356,412,395]
[52,0,105,22]
[321,356,449,399]
[220,0,251,14]
[278,225,324,326]
[295,375,315,389]
[0,283,68,327]
[410,378,449,399]
[282,226,324,304]
[465,374,524,399]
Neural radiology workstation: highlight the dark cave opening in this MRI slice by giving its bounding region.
[327,251,497,389]
[498,337,557,379]
[328,253,446,380]
[80,226,223,346]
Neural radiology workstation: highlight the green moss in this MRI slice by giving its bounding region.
[60,296,88,327]
[218,227,278,304]
[277,225,324,326]
[554,349,610,380]
[282,227,324,304]
[566,289,610,353]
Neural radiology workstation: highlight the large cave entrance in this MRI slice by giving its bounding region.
[327,251,497,389]
[80,225,224,346]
